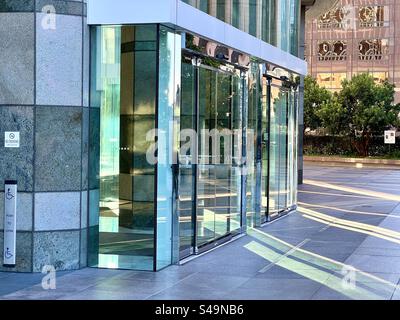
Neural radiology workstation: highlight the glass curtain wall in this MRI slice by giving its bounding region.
[88,23,300,270]
[181,0,299,56]
[89,25,180,271]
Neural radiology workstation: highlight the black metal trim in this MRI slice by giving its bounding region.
[153,23,161,272]
[265,76,272,221]
[192,59,200,254]
[4,180,17,185]
[182,48,249,72]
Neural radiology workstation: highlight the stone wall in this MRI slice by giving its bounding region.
[0,0,89,272]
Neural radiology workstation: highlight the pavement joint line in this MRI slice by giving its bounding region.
[258,238,311,274]
[318,224,331,233]
[143,272,200,300]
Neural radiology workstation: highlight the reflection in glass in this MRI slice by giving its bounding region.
[196,66,242,248]
[246,64,261,226]
[156,26,181,270]
[89,25,157,270]
[178,60,197,257]
[261,77,269,220]
[268,80,290,216]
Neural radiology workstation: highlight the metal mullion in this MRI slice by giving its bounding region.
[266,76,272,221]
[193,62,200,254]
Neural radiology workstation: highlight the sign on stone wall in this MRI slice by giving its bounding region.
[4,132,20,148]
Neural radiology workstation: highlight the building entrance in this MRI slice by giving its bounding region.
[178,53,245,259]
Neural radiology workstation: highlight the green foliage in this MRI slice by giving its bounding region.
[304,75,332,130]
[305,73,400,156]
[317,94,347,135]
[339,73,399,134]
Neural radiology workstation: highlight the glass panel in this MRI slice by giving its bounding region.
[246,63,262,226]
[179,60,197,256]
[287,88,294,207]
[228,72,242,233]
[262,0,276,45]
[277,0,289,52]
[196,65,242,247]
[249,0,258,37]
[278,87,288,212]
[156,26,181,270]
[261,77,269,218]
[89,25,157,271]
[217,0,226,22]
[197,67,216,247]
[268,84,280,215]
[289,0,300,56]
[232,0,240,29]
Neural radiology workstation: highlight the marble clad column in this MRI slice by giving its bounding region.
[0,0,89,272]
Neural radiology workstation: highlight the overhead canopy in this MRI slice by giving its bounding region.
[87,0,308,75]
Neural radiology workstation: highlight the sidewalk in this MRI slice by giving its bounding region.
[1,164,400,300]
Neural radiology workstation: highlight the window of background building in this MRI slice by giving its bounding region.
[316,72,346,91]
[318,7,346,29]
[371,71,389,84]
[359,39,389,61]
[359,6,389,28]
[318,40,347,61]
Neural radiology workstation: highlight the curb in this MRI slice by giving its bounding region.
[304,156,400,168]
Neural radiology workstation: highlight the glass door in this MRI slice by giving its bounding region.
[178,60,197,259]
[178,55,243,257]
[268,78,289,220]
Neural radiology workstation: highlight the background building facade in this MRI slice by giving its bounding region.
[305,0,400,103]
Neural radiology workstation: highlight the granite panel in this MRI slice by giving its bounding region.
[0,13,34,105]
[33,230,80,272]
[34,192,80,231]
[36,13,82,106]
[35,107,82,191]
[0,106,34,192]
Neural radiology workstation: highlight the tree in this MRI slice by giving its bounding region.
[339,73,400,156]
[304,75,332,131]
[317,93,348,135]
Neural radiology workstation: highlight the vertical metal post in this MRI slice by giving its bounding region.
[3,180,17,268]
[240,70,248,233]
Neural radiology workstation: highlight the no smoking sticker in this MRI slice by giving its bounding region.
[4,132,20,148]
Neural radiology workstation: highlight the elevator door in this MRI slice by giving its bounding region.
[178,58,243,259]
